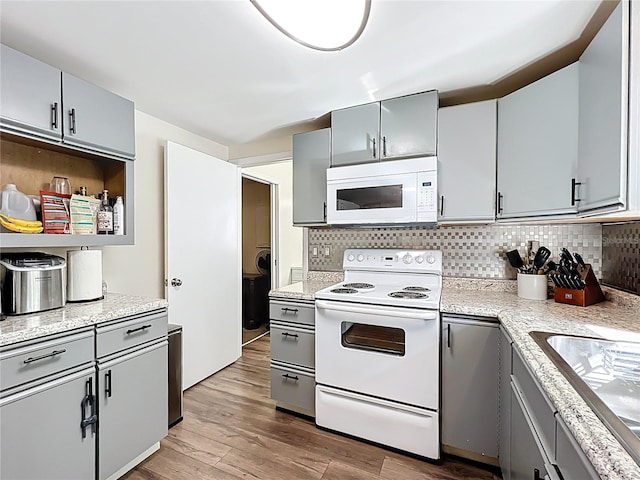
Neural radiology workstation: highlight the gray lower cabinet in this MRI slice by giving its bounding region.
[497,62,579,219]
[293,128,330,225]
[577,1,629,214]
[555,415,599,480]
[441,315,499,464]
[0,367,97,480]
[437,99,496,222]
[97,341,168,480]
[62,72,135,159]
[0,44,62,142]
[498,326,512,480]
[269,298,315,416]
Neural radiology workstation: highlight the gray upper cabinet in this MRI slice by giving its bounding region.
[438,99,496,222]
[441,315,499,464]
[293,128,331,225]
[0,44,62,142]
[380,91,437,159]
[497,63,579,219]
[331,103,380,166]
[577,2,629,214]
[62,72,135,159]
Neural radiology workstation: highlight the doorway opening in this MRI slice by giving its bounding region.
[241,175,276,346]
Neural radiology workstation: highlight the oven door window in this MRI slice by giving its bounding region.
[341,322,405,356]
[336,185,403,210]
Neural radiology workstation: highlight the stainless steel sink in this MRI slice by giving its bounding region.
[530,331,640,466]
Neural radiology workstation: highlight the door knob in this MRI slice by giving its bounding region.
[171,278,182,287]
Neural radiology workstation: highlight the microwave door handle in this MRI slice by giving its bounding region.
[315,300,438,321]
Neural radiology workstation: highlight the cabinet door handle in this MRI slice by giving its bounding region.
[447,325,451,348]
[497,192,504,214]
[23,349,66,364]
[282,373,299,382]
[69,108,77,134]
[105,369,112,398]
[372,138,376,158]
[533,468,543,480]
[571,178,582,206]
[323,201,327,221]
[81,377,97,438]
[440,195,445,216]
[281,307,298,314]
[281,332,299,339]
[126,324,152,335]
[51,102,58,129]
[382,136,387,157]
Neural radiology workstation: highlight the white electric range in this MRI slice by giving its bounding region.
[314,248,442,459]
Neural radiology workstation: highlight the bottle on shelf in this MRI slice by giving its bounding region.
[113,196,124,235]
[97,190,114,235]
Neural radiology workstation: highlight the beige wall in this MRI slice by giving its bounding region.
[242,161,303,287]
[242,178,270,274]
[101,110,228,299]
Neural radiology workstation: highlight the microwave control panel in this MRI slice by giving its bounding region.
[417,171,437,213]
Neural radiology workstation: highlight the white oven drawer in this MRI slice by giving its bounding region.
[315,299,439,409]
[316,384,440,459]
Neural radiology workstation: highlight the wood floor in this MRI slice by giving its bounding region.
[125,335,501,480]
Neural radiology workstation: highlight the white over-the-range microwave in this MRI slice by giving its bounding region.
[326,157,438,226]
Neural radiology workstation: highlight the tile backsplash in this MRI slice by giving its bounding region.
[602,222,640,295]
[308,224,603,279]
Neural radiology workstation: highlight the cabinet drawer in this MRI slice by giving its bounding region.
[0,330,94,392]
[512,348,556,457]
[269,300,314,326]
[96,311,167,358]
[270,364,315,414]
[270,324,314,369]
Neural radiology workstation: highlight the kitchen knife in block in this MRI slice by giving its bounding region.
[553,264,605,307]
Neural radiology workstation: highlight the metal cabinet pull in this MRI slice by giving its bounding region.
[447,325,451,348]
[69,108,77,134]
[571,178,582,206]
[372,138,376,158]
[126,324,152,335]
[281,307,298,314]
[23,349,66,364]
[105,370,112,398]
[51,102,58,129]
[282,374,299,382]
[497,192,504,214]
[281,332,299,339]
[440,195,445,216]
[382,136,387,157]
[80,377,97,438]
[323,201,327,221]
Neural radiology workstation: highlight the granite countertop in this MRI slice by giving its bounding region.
[0,293,168,348]
[442,285,640,480]
[269,271,344,301]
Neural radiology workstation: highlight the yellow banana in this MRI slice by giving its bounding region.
[0,214,43,233]
[0,213,42,228]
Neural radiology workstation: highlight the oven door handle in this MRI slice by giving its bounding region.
[315,300,438,321]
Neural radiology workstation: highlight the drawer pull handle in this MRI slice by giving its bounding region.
[282,374,299,382]
[281,332,299,339]
[281,307,298,314]
[23,349,66,364]
[126,324,152,335]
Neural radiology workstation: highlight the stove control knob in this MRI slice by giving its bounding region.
[415,255,424,264]
[357,254,365,262]
[402,254,413,264]
[347,254,355,262]
[427,255,436,264]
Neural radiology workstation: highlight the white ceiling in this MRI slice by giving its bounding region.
[0,0,600,148]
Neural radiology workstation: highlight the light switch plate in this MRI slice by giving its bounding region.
[312,245,319,257]
[324,245,331,257]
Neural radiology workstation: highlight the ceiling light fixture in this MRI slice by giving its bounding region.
[250,0,371,51]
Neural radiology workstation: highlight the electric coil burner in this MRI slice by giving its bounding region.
[315,248,443,459]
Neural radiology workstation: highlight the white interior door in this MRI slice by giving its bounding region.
[165,141,241,389]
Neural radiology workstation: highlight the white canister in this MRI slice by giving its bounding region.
[517,273,548,300]
[67,249,103,302]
